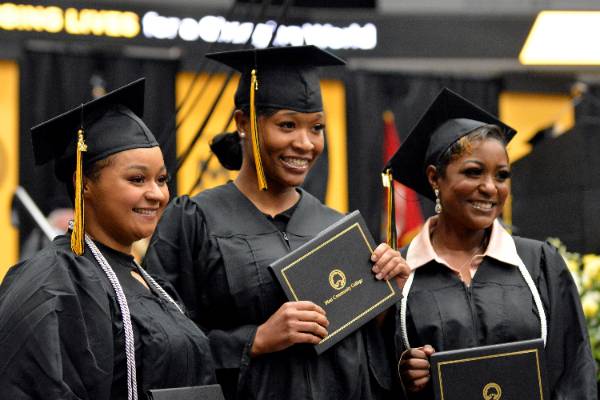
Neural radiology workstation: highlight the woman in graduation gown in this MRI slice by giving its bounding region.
[143,45,409,400]
[0,79,216,399]
[385,88,597,399]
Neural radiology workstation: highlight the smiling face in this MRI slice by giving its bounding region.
[83,146,169,252]
[239,109,325,191]
[428,137,510,231]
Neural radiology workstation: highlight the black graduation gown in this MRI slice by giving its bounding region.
[0,235,216,400]
[397,236,597,399]
[143,182,396,400]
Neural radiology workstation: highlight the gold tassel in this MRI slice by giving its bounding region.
[382,169,397,250]
[71,128,87,255]
[250,69,268,191]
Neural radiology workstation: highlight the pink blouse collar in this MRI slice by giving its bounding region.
[406,216,523,272]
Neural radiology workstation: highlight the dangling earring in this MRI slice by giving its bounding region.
[239,131,246,138]
[434,188,442,214]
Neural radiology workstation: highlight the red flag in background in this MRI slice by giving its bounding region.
[383,111,424,247]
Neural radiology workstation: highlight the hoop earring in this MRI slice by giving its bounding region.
[434,188,442,214]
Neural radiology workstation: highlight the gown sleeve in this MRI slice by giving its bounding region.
[537,242,598,399]
[143,196,206,319]
[144,196,258,387]
[0,250,115,400]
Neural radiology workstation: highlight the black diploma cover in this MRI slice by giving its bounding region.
[269,210,401,354]
[429,338,548,400]
[147,384,225,400]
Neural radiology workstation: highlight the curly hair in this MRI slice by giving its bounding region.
[435,124,507,176]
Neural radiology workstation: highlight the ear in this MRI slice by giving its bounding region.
[234,109,249,138]
[79,176,94,204]
[426,165,439,190]
[82,176,90,193]
[72,172,90,191]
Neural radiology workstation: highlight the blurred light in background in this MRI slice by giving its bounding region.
[234,0,375,7]
[142,12,377,50]
[520,11,600,65]
[0,3,139,38]
[0,3,377,50]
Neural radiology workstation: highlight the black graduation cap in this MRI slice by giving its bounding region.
[385,88,517,201]
[206,45,346,113]
[205,45,345,190]
[31,77,158,183]
[527,125,556,148]
[30,77,158,255]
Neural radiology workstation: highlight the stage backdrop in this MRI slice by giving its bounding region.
[499,91,574,229]
[0,60,19,278]
[510,88,600,253]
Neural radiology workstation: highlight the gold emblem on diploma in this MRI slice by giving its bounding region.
[482,382,502,400]
[328,269,347,290]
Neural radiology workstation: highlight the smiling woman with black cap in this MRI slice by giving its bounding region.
[386,88,596,399]
[143,45,409,400]
[0,79,216,399]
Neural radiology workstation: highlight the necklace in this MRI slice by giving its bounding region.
[456,242,485,275]
[431,231,488,279]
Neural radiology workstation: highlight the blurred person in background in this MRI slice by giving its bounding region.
[19,205,73,261]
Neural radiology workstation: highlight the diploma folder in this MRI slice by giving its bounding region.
[269,210,401,354]
[147,384,225,400]
[430,338,548,400]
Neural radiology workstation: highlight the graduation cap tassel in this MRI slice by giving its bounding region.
[382,169,397,251]
[250,69,268,191]
[71,127,87,255]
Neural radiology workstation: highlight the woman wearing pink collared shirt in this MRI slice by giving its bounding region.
[385,88,596,399]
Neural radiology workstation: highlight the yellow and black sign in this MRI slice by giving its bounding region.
[0,60,19,281]
[0,3,139,37]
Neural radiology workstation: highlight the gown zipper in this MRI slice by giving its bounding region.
[463,283,479,345]
[281,231,290,249]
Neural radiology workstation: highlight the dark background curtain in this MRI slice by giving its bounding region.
[17,48,178,246]
[344,72,503,241]
[512,86,600,253]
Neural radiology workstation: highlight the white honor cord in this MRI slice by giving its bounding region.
[135,263,184,315]
[399,271,415,350]
[84,238,186,400]
[85,235,138,400]
[399,265,547,350]
[516,261,548,346]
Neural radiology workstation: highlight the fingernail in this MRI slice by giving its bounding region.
[376,273,382,280]
[371,254,377,261]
